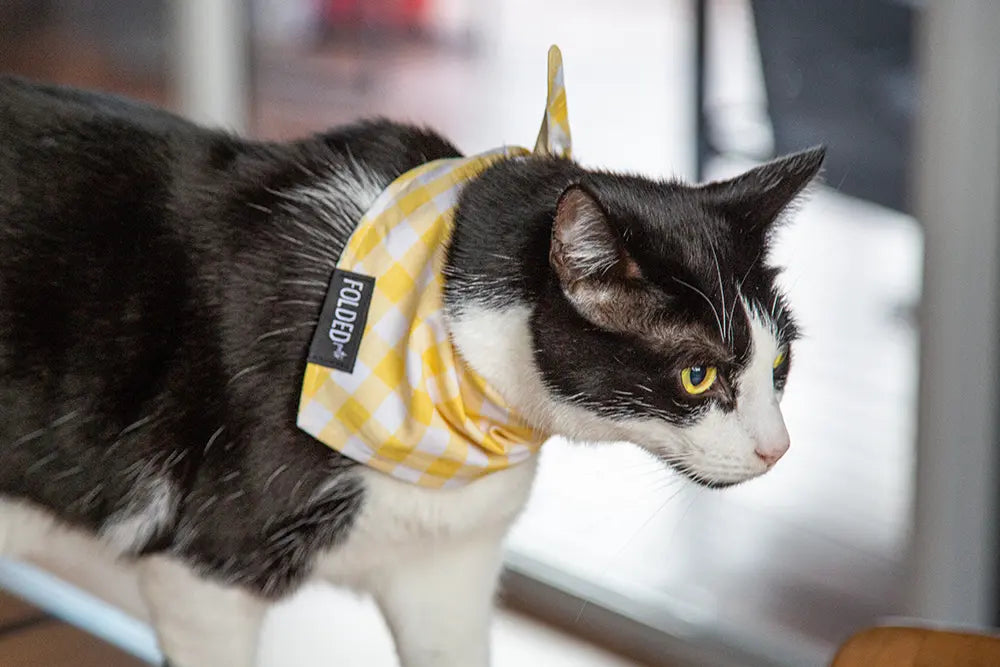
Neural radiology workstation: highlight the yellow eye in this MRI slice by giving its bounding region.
[773,347,787,369]
[681,365,717,395]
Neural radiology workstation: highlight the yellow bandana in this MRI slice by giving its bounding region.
[297,46,571,488]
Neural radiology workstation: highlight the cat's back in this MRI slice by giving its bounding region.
[0,74,197,132]
[0,76,237,228]
[0,77,464,545]
[0,78,230,478]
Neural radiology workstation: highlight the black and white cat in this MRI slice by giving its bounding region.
[0,75,822,666]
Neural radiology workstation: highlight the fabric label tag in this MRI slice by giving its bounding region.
[308,270,376,373]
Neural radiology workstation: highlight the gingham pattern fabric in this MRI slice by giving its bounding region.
[297,46,571,488]
[534,45,572,158]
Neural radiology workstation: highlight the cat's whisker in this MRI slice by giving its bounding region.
[710,242,728,339]
[572,475,692,626]
[728,249,763,346]
[671,277,724,340]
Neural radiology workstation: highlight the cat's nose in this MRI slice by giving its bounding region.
[754,426,790,466]
[755,445,787,466]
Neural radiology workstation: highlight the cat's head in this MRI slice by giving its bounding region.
[530,148,824,487]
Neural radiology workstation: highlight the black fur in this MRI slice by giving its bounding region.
[0,76,459,596]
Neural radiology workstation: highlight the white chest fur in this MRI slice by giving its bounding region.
[311,461,541,667]
[313,458,539,587]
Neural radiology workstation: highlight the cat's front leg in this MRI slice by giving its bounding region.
[370,532,505,667]
[139,556,266,667]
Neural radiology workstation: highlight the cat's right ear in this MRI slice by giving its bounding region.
[700,146,826,235]
[549,185,641,290]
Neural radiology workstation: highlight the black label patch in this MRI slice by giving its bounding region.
[308,270,376,373]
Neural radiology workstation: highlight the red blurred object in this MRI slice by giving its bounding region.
[323,0,428,30]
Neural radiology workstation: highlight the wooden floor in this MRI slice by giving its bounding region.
[0,591,144,667]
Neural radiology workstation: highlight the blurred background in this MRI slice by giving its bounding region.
[1,1,998,665]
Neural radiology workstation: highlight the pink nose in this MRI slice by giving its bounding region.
[755,439,790,466]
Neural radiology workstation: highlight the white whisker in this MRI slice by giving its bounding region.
[672,277,724,340]
[710,242,727,340]
[728,249,763,345]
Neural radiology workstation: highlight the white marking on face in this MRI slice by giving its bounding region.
[448,305,630,444]
[620,308,790,485]
[737,312,791,464]
[448,303,790,487]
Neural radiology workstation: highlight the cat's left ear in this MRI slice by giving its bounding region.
[549,185,647,329]
[701,146,826,234]
[549,184,641,288]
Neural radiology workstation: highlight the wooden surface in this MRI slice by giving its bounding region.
[833,627,1000,667]
[0,591,144,667]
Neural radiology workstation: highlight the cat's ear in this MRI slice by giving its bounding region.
[701,146,825,233]
[549,185,640,288]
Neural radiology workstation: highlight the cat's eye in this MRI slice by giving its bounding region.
[681,365,717,395]
[773,346,788,370]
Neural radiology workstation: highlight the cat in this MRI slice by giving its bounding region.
[0,74,823,667]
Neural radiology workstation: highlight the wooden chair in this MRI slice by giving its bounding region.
[832,626,1000,666]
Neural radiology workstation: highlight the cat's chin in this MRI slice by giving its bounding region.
[678,472,755,490]
[654,453,770,489]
